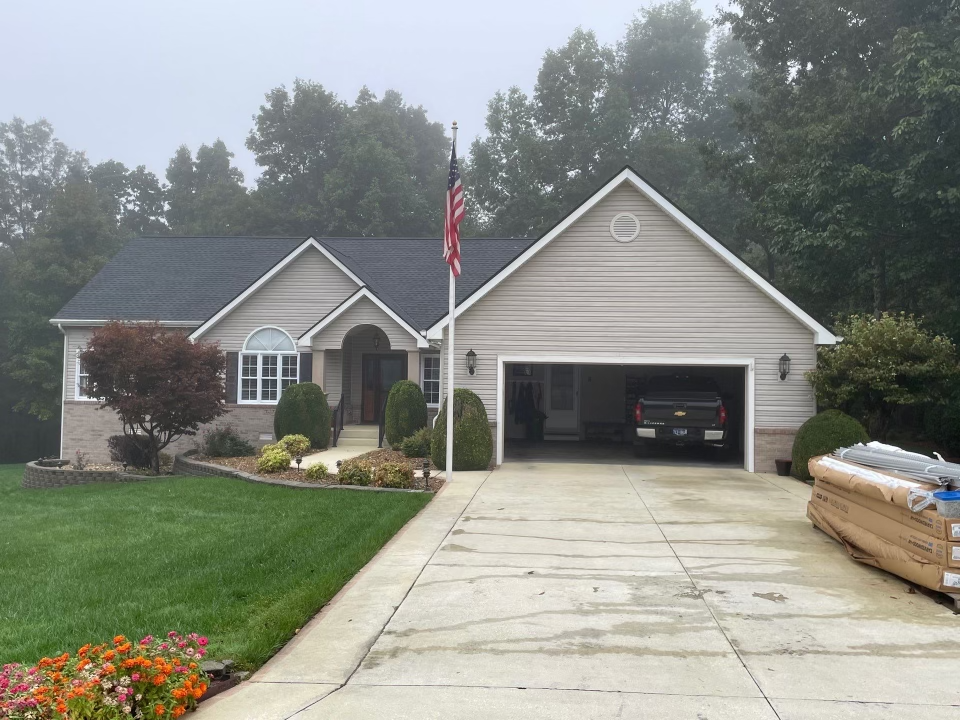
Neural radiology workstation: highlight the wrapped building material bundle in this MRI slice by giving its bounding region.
[808,454,938,511]
[833,442,960,488]
[807,502,960,593]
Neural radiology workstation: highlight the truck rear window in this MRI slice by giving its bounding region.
[646,375,719,393]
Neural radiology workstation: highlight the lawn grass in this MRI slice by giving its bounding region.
[0,464,431,669]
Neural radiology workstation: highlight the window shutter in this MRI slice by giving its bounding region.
[299,353,313,383]
[226,352,239,404]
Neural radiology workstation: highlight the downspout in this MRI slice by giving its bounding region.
[58,323,67,459]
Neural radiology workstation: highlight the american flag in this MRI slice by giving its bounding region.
[444,141,464,277]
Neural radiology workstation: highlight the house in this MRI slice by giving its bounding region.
[53,167,837,472]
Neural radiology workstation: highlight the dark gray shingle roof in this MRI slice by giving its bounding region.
[54,235,536,330]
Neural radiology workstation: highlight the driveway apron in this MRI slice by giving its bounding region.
[198,462,960,719]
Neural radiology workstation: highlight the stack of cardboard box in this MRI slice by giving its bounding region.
[807,455,960,594]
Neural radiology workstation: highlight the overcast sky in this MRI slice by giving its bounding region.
[2,0,724,186]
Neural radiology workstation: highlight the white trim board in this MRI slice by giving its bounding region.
[495,354,756,473]
[189,238,364,341]
[297,287,429,349]
[428,168,838,345]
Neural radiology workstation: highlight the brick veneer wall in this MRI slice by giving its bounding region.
[754,427,798,473]
[61,402,280,464]
[22,461,157,489]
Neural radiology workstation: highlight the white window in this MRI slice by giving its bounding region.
[75,352,92,399]
[239,327,298,404]
[421,355,441,405]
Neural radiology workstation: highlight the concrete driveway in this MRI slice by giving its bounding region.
[200,462,960,719]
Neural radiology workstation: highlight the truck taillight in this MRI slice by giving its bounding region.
[719,404,727,425]
[635,402,643,423]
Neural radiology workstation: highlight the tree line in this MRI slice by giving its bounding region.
[2,0,959,460]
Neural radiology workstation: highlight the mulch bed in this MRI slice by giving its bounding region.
[351,449,445,492]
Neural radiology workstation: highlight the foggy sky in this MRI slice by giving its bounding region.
[2,0,724,186]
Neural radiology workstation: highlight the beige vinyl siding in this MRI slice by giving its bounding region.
[309,296,420,352]
[447,183,817,428]
[200,248,358,349]
[64,327,96,401]
[324,350,343,403]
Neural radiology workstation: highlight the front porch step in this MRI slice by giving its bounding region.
[335,437,379,448]
[338,425,380,440]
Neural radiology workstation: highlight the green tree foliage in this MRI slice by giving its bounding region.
[792,410,870,481]
[712,0,960,338]
[165,140,249,235]
[469,8,754,245]
[431,389,493,471]
[89,160,167,236]
[273,382,332,449]
[806,314,960,439]
[4,180,125,419]
[384,379,428,447]
[246,81,447,237]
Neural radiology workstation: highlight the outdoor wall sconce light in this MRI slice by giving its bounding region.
[372,331,380,350]
[466,349,477,375]
[779,353,791,381]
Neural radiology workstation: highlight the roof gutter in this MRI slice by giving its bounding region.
[49,319,204,327]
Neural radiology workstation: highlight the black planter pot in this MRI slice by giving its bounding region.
[775,458,792,477]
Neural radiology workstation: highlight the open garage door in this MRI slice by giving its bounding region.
[500,357,753,471]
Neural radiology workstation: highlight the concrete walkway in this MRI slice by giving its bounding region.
[298,425,380,471]
[198,462,960,719]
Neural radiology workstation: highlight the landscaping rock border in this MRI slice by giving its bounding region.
[22,461,162,489]
[173,454,433,493]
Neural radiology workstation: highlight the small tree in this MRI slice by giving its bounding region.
[806,313,960,438]
[80,322,226,473]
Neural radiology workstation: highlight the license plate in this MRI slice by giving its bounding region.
[672,428,688,436]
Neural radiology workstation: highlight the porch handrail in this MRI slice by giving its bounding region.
[332,397,344,448]
[378,394,389,448]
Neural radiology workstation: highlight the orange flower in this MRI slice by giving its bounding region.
[193,688,203,700]
[153,674,167,686]
[78,644,91,657]
[155,705,166,716]
[172,706,186,718]
[113,635,126,645]
[103,650,116,661]
[188,662,197,669]
[188,674,198,684]
[122,659,137,669]
[117,642,132,653]
[56,701,67,714]
[171,688,187,700]
[77,659,90,671]
[102,663,116,675]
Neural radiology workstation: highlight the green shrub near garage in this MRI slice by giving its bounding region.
[273,383,331,449]
[430,388,492,471]
[384,380,428,447]
[792,409,870,481]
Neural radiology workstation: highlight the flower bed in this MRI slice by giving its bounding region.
[0,632,209,719]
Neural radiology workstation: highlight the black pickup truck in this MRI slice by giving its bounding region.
[633,375,728,452]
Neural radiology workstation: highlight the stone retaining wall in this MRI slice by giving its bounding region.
[22,461,158,489]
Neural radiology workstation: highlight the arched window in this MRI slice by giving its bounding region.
[240,327,298,403]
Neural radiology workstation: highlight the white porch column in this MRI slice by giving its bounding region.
[407,351,420,384]
[312,350,325,391]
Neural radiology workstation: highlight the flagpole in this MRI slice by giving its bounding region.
[445,121,458,482]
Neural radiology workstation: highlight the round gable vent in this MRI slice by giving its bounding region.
[609,213,640,243]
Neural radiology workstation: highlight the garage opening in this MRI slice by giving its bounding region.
[502,362,747,468]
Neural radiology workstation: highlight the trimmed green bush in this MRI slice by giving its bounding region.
[431,389,493,471]
[199,425,255,457]
[274,383,331,449]
[375,461,415,489]
[304,462,329,481]
[792,409,870,481]
[278,434,311,456]
[338,459,373,486]
[400,427,432,458]
[107,434,153,469]
[256,443,292,474]
[384,380,428,447]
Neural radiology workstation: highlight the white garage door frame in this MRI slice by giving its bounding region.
[497,354,756,472]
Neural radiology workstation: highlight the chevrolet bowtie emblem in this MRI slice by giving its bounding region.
[674,410,687,417]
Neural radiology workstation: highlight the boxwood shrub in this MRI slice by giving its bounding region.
[430,388,492,471]
[273,383,331,449]
[278,434,311,456]
[792,409,870,481]
[338,459,373,486]
[400,427,432,458]
[375,461,415,489]
[304,462,329,481]
[384,380,428,447]
[256,443,292,474]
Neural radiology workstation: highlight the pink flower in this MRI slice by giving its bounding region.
[168,631,178,639]
[174,666,187,673]
[131,673,140,682]
[197,637,208,647]
[196,649,206,658]
[140,635,153,645]
[159,643,169,651]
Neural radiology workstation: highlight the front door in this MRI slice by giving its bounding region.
[362,355,406,423]
[545,364,579,435]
